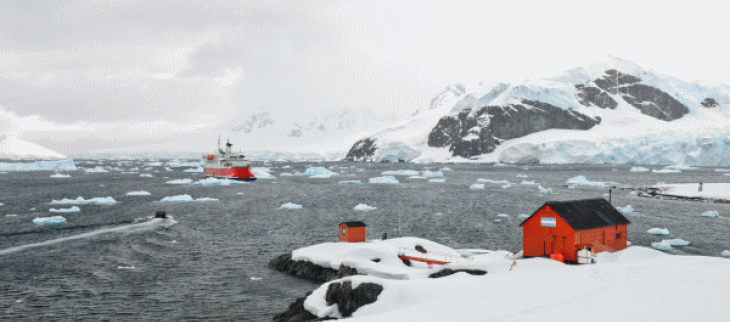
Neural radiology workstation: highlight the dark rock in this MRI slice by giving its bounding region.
[401,258,411,266]
[593,69,641,92]
[273,291,335,322]
[427,99,600,158]
[619,84,688,121]
[325,281,384,317]
[269,253,359,283]
[371,258,381,263]
[701,98,719,108]
[428,268,487,278]
[343,138,377,162]
[415,245,427,253]
[576,85,618,109]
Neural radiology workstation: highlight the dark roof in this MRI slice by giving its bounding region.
[519,198,630,231]
[341,221,366,227]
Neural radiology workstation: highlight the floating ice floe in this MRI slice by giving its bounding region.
[701,211,719,218]
[429,179,446,183]
[33,216,66,225]
[497,213,510,218]
[647,228,670,235]
[538,185,552,194]
[84,166,109,173]
[520,180,537,185]
[517,214,530,219]
[339,180,363,184]
[0,159,77,172]
[407,176,426,179]
[183,167,204,173]
[49,206,81,213]
[369,176,399,184]
[166,178,193,184]
[629,166,650,172]
[565,175,617,187]
[651,241,673,251]
[652,167,681,173]
[190,177,241,186]
[50,196,117,205]
[280,202,303,210]
[251,167,276,179]
[469,183,485,190]
[126,191,151,196]
[662,239,689,246]
[421,170,444,178]
[354,204,377,211]
[299,167,337,178]
[382,170,419,176]
[476,178,513,185]
[722,250,730,257]
[166,160,201,168]
[516,174,528,178]
[140,173,154,177]
[617,205,634,213]
[50,173,71,178]
[280,172,294,176]
[159,194,218,202]
[438,167,451,172]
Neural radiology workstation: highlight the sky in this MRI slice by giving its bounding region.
[1,0,729,156]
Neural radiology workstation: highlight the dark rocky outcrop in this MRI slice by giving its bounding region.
[427,99,600,158]
[576,85,618,109]
[593,69,642,92]
[269,253,359,283]
[701,98,719,108]
[325,281,384,317]
[343,138,377,162]
[273,291,335,322]
[428,268,487,279]
[618,84,688,121]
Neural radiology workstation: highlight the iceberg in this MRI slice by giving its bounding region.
[538,185,552,194]
[722,250,730,257]
[251,167,276,179]
[369,176,400,184]
[300,167,337,178]
[618,205,634,213]
[0,159,77,172]
[647,228,670,235]
[183,167,204,173]
[429,179,446,183]
[565,175,617,187]
[126,191,151,196]
[469,183,485,190]
[422,170,444,178]
[630,166,650,172]
[140,173,154,177]
[662,239,689,246]
[49,206,81,213]
[476,178,513,185]
[84,166,109,173]
[382,170,419,176]
[166,178,193,184]
[50,196,117,205]
[651,241,673,251]
[159,194,218,202]
[33,216,66,225]
[701,211,719,218]
[280,202,303,210]
[354,204,377,211]
[50,173,71,178]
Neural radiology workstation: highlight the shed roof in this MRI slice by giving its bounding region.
[519,198,630,231]
[340,221,366,228]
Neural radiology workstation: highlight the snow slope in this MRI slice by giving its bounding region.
[347,57,730,165]
[0,136,66,160]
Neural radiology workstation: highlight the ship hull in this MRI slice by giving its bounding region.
[204,166,257,181]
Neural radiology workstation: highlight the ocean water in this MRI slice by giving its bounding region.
[1,161,729,320]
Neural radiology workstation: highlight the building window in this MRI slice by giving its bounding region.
[342,228,346,235]
[616,232,621,240]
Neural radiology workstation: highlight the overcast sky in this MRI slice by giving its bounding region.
[1,0,729,155]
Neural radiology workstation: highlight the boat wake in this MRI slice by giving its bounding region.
[0,216,177,256]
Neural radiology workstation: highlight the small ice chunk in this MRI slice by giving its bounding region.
[520,180,536,185]
[476,178,513,185]
[382,170,419,176]
[183,167,204,173]
[251,167,276,179]
[280,202,303,210]
[429,179,446,183]
[126,191,151,196]
[140,173,154,177]
[721,250,730,257]
[280,172,294,176]
[439,167,452,171]
[33,216,66,225]
[497,213,509,217]
[629,166,650,172]
[369,176,399,184]
[469,183,485,190]
[407,176,426,179]
[50,196,117,205]
[166,178,193,184]
[651,242,672,251]
[50,173,71,178]
[662,238,689,246]
[538,185,552,194]
[647,228,670,235]
[191,177,240,186]
[339,180,362,184]
[421,170,444,178]
[701,211,719,218]
[159,194,218,202]
[302,167,337,178]
[565,175,615,187]
[84,166,109,173]
[516,174,528,178]
[353,204,376,211]
[618,205,634,213]
[49,206,81,213]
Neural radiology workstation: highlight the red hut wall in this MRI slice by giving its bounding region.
[574,225,628,254]
[522,205,576,261]
[339,224,366,242]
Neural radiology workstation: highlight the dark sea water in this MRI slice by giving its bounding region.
[1,161,729,321]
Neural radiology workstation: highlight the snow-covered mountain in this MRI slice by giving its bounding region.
[344,57,730,166]
[0,135,66,160]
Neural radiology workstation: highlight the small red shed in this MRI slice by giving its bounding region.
[339,221,366,242]
[519,198,630,262]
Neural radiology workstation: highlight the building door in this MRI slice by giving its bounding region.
[544,239,552,255]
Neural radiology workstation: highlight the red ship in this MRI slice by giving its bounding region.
[202,138,256,181]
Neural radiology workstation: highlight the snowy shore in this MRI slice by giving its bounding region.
[274,238,730,321]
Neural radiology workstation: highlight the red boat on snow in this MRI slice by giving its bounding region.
[202,139,256,181]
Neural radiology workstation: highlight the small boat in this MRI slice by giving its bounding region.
[202,138,256,181]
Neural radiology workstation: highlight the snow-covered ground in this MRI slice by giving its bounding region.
[294,238,730,321]
[654,183,730,201]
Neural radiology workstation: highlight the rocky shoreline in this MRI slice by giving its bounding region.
[269,253,360,283]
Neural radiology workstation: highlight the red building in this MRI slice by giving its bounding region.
[519,198,630,262]
[339,221,366,242]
